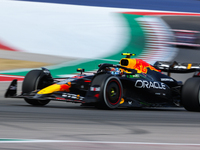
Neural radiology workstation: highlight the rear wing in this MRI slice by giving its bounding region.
[153,61,200,74]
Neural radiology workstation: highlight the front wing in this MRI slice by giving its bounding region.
[5,79,98,104]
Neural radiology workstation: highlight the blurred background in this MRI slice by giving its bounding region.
[1,0,200,79]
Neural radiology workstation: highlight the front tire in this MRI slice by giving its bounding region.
[182,77,200,112]
[22,70,50,106]
[92,74,123,109]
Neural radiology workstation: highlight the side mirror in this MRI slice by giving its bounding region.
[77,68,85,75]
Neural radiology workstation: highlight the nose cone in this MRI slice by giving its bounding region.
[37,82,71,94]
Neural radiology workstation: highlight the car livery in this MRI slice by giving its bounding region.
[134,80,166,89]
[5,53,200,112]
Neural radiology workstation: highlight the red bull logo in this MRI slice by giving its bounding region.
[133,59,160,73]
[60,82,71,92]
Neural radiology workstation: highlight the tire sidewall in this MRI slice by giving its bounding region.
[22,70,44,93]
[103,76,123,109]
[22,70,50,106]
[182,77,200,111]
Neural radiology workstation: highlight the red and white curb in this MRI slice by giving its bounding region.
[0,74,24,82]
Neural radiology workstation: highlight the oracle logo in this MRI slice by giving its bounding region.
[135,80,166,90]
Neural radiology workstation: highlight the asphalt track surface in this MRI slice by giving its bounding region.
[1,82,200,150]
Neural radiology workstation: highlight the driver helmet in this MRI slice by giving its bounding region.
[111,67,120,75]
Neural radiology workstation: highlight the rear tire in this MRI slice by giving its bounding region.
[22,70,50,106]
[182,77,200,112]
[92,74,123,109]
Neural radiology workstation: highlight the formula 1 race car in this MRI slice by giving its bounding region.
[5,53,200,111]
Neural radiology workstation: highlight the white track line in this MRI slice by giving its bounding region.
[0,139,200,146]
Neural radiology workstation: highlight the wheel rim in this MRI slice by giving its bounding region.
[106,79,121,105]
[110,88,116,97]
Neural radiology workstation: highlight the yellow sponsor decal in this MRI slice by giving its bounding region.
[122,53,136,56]
[120,98,125,104]
[187,63,192,69]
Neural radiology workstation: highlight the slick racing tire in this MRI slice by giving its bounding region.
[92,74,123,109]
[182,77,200,112]
[22,70,50,106]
